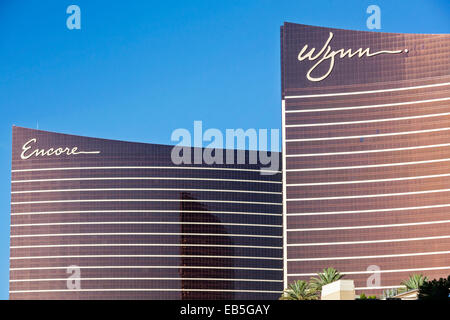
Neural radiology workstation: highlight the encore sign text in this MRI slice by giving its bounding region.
[20,138,100,160]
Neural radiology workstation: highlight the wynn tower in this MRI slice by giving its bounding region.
[281,23,450,296]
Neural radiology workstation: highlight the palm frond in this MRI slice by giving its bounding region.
[401,274,428,290]
[310,267,344,291]
[281,280,319,300]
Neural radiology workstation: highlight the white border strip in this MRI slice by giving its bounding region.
[11,221,281,228]
[9,288,283,294]
[286,127,450,142]
[281,99,288,289]
[10,277,283,283]
[287,173,450,186]
[287,203,450,216]
[10,232,282,239]
[286,143,450,157]
[11,165,281,174]
[286,158,450,172]
[284,82,450,99]
[10,243,283,249]
[11,188,281,195]
[287,188,450,201]
[287,250,450,262]
[11,198,282,206]
[10,209,282,217]
[285,96,450,113]
[11,177,281,184]
[286,112,450,128]
[286,220,450,232]
[10,254,283,261]
[288,266,450,277]
[286,235,450,247]
[10,266,283,271]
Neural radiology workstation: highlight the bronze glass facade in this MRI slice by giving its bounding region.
[9,23,449,300]
[10,126,283,299]
[281,23,450,295]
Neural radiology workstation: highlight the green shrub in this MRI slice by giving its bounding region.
[418,275,450,300]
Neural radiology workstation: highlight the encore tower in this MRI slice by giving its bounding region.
[281,23,450,296]
[10,126,283,299]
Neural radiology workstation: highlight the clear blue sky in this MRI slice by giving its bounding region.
[0,0,448,299]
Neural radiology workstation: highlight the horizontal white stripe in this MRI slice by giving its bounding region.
[11,232,282,239]
[11,198,282,206]
[10,277,283,283]
[9,288,283,294]
[287,250,450,262]
[288,203,450,217]
[11,254,283,261]
[11,221,281,228]
[285,96,450,113]
[286,112,450,128]
[12,177,281,184]
[287,188,450,201]
[11,187,281,195]
[288,266,450,277]
[10,243,283,250]
[286,158,450,172]
[10,266,283,271]
[11,165,281,174]
[286,143,450,157]
[287,235,450,247]
[287,173,450,186]
[10,209,281,217]
[286,127,450,142]
[284,81,450,99]
[287,220,450,232]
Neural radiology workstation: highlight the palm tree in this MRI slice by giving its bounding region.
[280,280,318,300]
[310,267,344,292]
[401,274,428,290]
